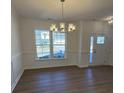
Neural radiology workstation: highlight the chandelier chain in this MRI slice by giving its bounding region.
[62,2,64,20]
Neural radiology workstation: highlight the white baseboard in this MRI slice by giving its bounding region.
[23,64,76,70]
[11,69,24,92]
[77,64,88,68]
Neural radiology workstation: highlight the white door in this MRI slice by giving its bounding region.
[89,35,106,66]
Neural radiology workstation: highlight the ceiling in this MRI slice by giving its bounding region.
[12,0,113,21]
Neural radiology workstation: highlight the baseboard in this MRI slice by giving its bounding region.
[77,64,88,68]
[23,63,77,70]
[104,64,113,67]
[24,64,77,70]
[77,64,113,68]
[11,69,24,92]
[109,63,113,66]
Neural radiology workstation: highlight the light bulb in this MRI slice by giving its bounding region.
[60,23,65,32]
[108,20,113,24]
[60,23,65,29]
[72,25,76,31]
[55,27,58,31]
[50,24,56,31]
[68,24,74,32]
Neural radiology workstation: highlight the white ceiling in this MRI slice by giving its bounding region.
[12,0,113,21]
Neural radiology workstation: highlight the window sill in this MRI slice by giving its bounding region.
[35,58,67,61]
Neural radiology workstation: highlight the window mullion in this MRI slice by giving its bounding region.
[50,31,53,58]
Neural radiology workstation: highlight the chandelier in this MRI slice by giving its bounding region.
[108,16,113,24]
[50,0,76,32]
[104,16,113,24]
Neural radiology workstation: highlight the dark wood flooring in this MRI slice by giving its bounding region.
[13,66,113,93]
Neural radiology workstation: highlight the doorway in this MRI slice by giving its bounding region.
[89,35,105,66]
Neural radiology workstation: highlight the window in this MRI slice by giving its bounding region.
[97,36,105,44]
[35,29,66,59]
[53,32,65,58]
[35,30,50,58]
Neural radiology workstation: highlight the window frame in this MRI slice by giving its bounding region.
[96,36,105,45]
[34,29,67,60]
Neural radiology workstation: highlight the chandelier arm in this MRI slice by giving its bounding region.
[50,0,76,32]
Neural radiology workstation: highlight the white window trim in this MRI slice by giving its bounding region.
[34,29,67,60]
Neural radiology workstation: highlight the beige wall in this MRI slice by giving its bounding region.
[19,17,113,69]
[19,18,79,69]
[11,7,23,91]
[107,25,113,65]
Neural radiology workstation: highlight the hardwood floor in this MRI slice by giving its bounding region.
[13,66,113,93]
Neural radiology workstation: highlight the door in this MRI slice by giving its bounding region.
[89,35,106,66]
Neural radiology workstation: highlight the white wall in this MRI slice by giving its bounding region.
[19,18,113,69]
[11,5,113,91]
[19,17,113,70]
[11,16,112,91]
[11,7,23,91]
[19,18,79,69]
[78,21,113,67]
